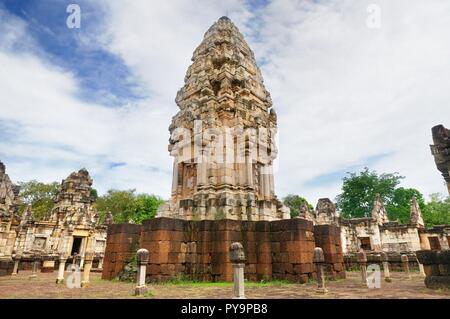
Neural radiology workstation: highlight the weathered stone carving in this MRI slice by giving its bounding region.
[315,198,338,225]
[371,194,389,225]
[298,202,314,221]
[409,197,424,228]
[157,17,289,221]
[430,124,450,195]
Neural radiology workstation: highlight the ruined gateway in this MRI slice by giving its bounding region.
[157,16,289,221]
[0,163,108,275]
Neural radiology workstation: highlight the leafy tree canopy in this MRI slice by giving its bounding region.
[282,194,313,218]
[386,187,426,223]
[18,180,60,220]
[336,168,404,218]
[422,193,450,226]
[95,189,164,224]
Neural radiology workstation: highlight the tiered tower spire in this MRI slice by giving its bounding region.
[158,17,289,221]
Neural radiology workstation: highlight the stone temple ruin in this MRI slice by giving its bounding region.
[430,124,450,195]
[157,16,289,221]
[1,17,449,291]
[310,195,449,271]
[101,17,450,285]
[102,17,344,283]
[0,163,108,276]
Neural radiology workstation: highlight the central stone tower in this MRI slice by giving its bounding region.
[157,17,289,221]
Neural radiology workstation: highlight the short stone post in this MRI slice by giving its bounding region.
[56,253,67,284]
[401,254,411,279]
[12,254,21,276]
[29,254,40,279]
[230,242,246,299]
[380,252,391,282]
[81,252,94,287]
[357,249,368,286]
[313,247,328,294]
[416,256,426,277]
[134,248,149,296]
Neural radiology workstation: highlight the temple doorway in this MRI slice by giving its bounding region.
[70,237,83,255]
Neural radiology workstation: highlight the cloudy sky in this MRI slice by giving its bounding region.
[0,0,449,205]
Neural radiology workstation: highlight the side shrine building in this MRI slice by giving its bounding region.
[0,163,108,275]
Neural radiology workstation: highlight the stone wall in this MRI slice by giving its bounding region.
[417,250,450,289]
[314,225,345,279]
[344,251,419,271]
[101,224,141,280]
[102,218,345,282]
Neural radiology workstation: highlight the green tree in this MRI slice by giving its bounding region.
[336,168,404,218]
[18,180,60,220]
[423,193,450,226]
[95,189,164,224]
[133,194,165,224]
[282,194,313,218]
[386,187,426,223]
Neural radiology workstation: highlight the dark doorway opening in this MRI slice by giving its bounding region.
[71,237,82,255]
[359,237,372,251]
[428,237,441,250]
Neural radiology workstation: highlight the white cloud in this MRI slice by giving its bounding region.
[1,1,449,207]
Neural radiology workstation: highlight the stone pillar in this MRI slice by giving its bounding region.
[11,254,21,276]
[401,254,411,279]
[134,248,149,296]
[29,255,40,279]
[313,247,328,294]
[97,253,104,270]
[357,249,368,286]
[380,252,391,282]
[245,151,253,188]
[230,242,246,299]
[56,253,67,284]
[416,256,426,277]
[81,252,94,287]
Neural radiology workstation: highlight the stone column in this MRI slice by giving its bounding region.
[11,254,21,276]
[416,256,426,277]
[230,242,246,299]
[56,253,67,284]
[81,252,94,287]
[245,151,253,188]
[29,254,40,279]
[357,249,368,286]
[97,253,105,270]
[380,252,391,282]
[134,248,149,296]
[313,247,328,294]
[401,254,411,279]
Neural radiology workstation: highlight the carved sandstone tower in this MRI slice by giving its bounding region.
[157,17,289,221]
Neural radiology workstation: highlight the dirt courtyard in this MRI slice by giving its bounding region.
[0,270,449,299]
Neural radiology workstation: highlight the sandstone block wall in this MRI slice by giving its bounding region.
[344,251,419,271]
[102,218,345,282]
[0,258,14,276]
[417,250,450,289]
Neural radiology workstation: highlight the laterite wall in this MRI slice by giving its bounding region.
[314,225,345,279]
[101,224,142,280]
[102,218,345,282]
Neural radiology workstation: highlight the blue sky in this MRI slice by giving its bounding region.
[1,0,449,204]
[1,0,142,106]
